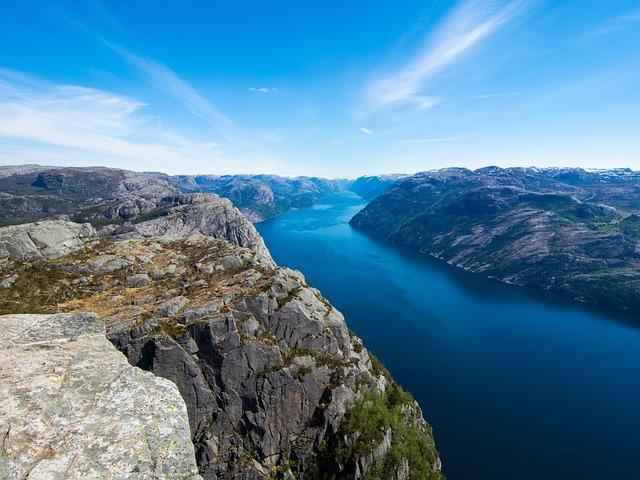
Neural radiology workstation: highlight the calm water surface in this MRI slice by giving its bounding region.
[256,192,640,480]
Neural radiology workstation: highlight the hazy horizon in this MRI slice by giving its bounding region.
[2,162,640,182]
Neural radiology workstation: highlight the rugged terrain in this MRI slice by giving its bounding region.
[0,166,408,227]
[0,185,443,478]
[350,167,640,316]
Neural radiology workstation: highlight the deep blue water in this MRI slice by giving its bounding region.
[255,192,640,480]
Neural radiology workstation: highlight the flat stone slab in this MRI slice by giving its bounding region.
[0,220,96,262]
[0,312,202,480]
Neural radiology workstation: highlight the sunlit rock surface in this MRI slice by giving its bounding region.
[0,312,202,480]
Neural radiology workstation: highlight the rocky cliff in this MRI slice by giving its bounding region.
[0,201,443,478]
[350,167,640,316]
[0,220,97,263]
[0,312,201,480]
[104,193,270,257]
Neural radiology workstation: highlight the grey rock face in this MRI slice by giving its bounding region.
[0,220,96,262]
[126,273,151,288]
[0,165,181,226]
[0,312,201,480]
[110,194,270,256]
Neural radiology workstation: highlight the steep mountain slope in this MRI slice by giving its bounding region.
[350,167,640,316]
[0,166,351,226]
[0,198,443,479]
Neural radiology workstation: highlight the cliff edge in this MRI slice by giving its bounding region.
[0,195,444,478]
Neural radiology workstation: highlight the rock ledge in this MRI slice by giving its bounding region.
[0,312,202,480]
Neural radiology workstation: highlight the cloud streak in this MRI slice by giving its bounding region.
[21,1,242,145]
[249,87,277,93]
[0,70,236,173]
[106,42,242,143]
[585,9,640,37]
[366,0,524,109]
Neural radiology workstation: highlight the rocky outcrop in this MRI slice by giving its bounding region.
[351,167,640,315]
[0,312,201,480]
[0,228,443,479]
[0,166,444,478]
[0,165,180,226]
[107,194,269,257]
[0,220,97,263]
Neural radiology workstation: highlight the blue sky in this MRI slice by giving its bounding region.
[0,0,639,177]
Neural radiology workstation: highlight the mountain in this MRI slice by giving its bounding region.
[0,165,180,227]
[350,167,640,316]
[0,166,351,226]
[0,169,444,479]
[150,173,352,222]
[348,174,408,200]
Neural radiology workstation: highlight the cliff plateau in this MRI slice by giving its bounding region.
[0,196,443,478]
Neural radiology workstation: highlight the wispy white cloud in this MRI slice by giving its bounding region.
[0,70,240,174]
[396,136,463,144]
[21,1,242,145]
[366,0,524,110]
[472,92,516,100]
[360,127,374,135]
[249,87,277,93]
[105,41,242,144]
[261,132,284,142]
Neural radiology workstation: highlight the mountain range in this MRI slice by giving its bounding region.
[351,166,640,317]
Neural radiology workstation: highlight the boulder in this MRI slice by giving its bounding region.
[0,221,96,262]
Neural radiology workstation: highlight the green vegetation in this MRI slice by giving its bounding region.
[157,319,187,338]
[368,352,391,380]
[277,286,301,308]
[322,384,443,479]
[0,263,73,315]
[296,364,313,378]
